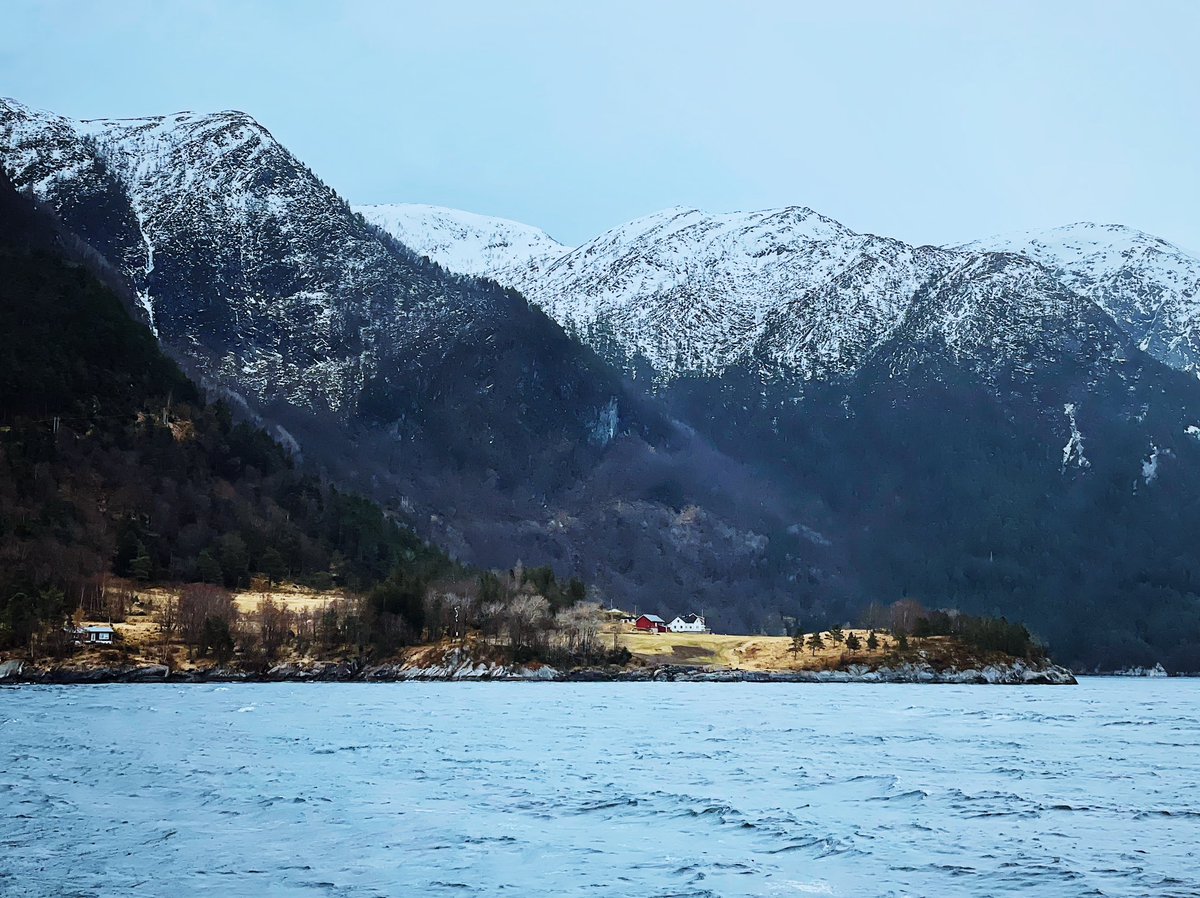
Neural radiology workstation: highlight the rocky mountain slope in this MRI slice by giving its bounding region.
[362,199,1200,671]
[962,223,1200,376]
[8,97,1200,669]
[0,98,828,632]
[0,166,458,652]
[0,97,644,436]
[1,98,550,415]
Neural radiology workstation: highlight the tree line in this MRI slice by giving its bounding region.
[111,561,620,670]
[787,599,1042,662]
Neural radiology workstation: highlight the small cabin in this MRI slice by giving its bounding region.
[83,625,116,644]
[67,624,117,645]
[634,614,668,633]
[668,613,708,633]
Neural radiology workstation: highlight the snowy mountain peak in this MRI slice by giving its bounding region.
[0,99,523,413]
[371,199,1138,382]
[355,203,569,280]
[963,221,1198,273]
[579,204,855,254]
[965,223,1200,374]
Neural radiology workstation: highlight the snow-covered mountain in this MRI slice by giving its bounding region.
[0,98,616,420]
[367,203,1200,390]
[1,97,411,412]
[519,205,934,381]
[879,251,1129,381]
[363,203,957,380]
[9,96,1200,667]
[962,223,1200,377]
[0,96,655,520]
[365,202,1153,387]
[356,202,568,281]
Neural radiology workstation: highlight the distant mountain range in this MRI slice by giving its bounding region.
[358,204,1200,386]
[7,96,1200,670]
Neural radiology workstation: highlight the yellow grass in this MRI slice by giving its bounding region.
[57,583,352,669]
[130,582,349,615]
[230,584,350,614]
[54,581,913,675]
[610,628,897,672]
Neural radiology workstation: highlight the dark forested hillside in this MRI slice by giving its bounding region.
[663,340,1200,672]
[0,176,453,649]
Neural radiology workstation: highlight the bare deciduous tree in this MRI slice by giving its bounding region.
[257,597,290,661]
[555,602,604,655]
[154,593,179,663]
[178,584,236,650]
[506,594,550,654]
[889,599,928,636]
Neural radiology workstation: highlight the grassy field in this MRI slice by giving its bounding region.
[131,583,345,616]
[54,583,352,671]
[229,584,348,614]
[60,584,917,674]
[610,628,900,671]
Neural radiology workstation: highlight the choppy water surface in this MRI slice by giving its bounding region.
[2,680,1199,897]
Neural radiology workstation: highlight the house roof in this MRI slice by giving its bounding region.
[638,614,666,623]
[83,625,116,633]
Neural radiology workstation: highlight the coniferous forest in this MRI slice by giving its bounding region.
[0,177,454,651]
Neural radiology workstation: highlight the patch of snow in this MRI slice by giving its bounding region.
[272,425,302,459]
[1142,444,1160,484]
[588,397,619,446]
[787,523,832,546]
[1061,403,1090,472]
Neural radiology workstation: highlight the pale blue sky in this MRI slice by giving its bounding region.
[3,0,1198,249]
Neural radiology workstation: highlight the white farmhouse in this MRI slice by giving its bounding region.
[667,613,708,633]
[66,624,117,645]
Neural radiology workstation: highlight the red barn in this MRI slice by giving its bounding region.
[634,614,668,633]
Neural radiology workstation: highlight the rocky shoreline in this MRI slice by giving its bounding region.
[0,655,1077,685]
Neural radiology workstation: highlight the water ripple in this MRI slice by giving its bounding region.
[1,679,1198,897]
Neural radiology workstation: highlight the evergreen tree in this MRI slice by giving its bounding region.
[201,615,235,664]
[807,631,826,656]
[217,534,249,588]
[791,628,805,658]
[131,541,153,582]
[845,632,861,652]
[196,550,223,584]
[260,547,287,586]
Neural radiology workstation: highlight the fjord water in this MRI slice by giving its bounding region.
[2,681,1197,898]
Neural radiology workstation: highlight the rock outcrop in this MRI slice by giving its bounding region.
[0,654,1074,685]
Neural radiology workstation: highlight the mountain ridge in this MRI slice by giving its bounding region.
[362,201,1200,389]
[9,98,1200,669]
